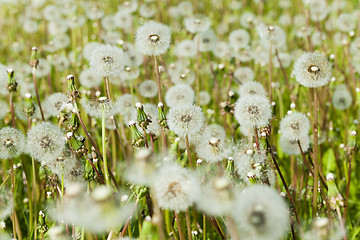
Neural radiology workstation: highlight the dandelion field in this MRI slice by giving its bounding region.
[0,0,360,239]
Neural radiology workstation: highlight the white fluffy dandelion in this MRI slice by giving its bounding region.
[0,127,26,159]
[195,131,228,163]
[184,14,211,33]
[234,67,254,84]
[238,81,267,97]
[332,84,352,110]
[229,29,250,50]
[233,185,289,240]
[279,134,310,156]
[234,95,272,128]
[26,122,66,163]
[89,44,125,77]
[79,68,103,88]
[81,97,115,119]
[292,52,332,88]
[139,80,158,98]
[152,163,200,212]
[43,93,68,118]
[279,112,310,141]
[165,84,195,108]
[167,104,205,139]
[135,21,171,56]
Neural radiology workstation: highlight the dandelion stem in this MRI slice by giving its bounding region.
[297,141,327,190]
[275,49,289,86]
[32,68,45,121]
[254,127,261,153]
[343,149,353,223]
[268,43,273,102]
[312,89,319,218]
[10,94,16,128]
[154,56,163,103]
[174,211,185,240]
[266,138,301,226]
[226,216,240,240]
[185,135,192,168]
[104,76,111,100]
[185,210,192,240]
[195,35,200,104]
[102,111,110,186]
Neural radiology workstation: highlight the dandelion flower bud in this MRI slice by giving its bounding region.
[139,80,158,98]
[279,112,310,141]
[165,84,195,108]
[29,46,39,68]
[234,95,272,128]
[184,14,211,33]
[332,84,352,110]
[293,52,332,88]
[135,21,171,56]
[167,104,204,139]
[152,163,200,212]
[0,127,26,159]
[26,122,66,163]
[89,44,125,77]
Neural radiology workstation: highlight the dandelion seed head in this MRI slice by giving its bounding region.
[234,67,254,84]
[279,134,310,156]
[293,52,332,88]
[26,122,66,164]
[43,93,68,118]
[233,185,289,240]
[195,30,218,52]
[167,104,205,139]
[238,81,267,97]
[0,127,26,159]
[139,80,158,98]
[184,14,211,33]
[234,95,272,128]
[79,68,103,88]
[165,84,195,108]
[153,163,200,212]
[279,112,310,141]
[332,84,352,110]
[135,21,171,56]
[229,29,250,50]
[89,44,125,77]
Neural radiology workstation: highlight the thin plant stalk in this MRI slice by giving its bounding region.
[102,111,110,186]
[10,94,15,128]
[275,49,290,86]
[174,211,185,240]
[268,43,273,101]
[343,150,353,223]
[266,138,301,226]
[153,56,163,103]
[185,135,192,168]
[32,68,45,121]
[312,89,319,218]
[226,216,240,240]
[195,36,200,104]
[185,210,192,240]
[104,76,112,100]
